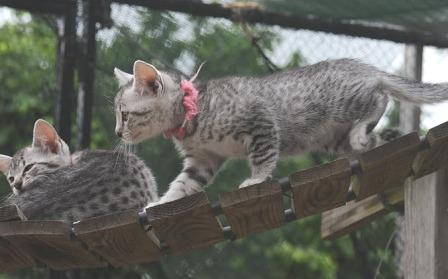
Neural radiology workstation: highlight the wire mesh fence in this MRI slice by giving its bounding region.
[1,2,448,279]
[101,3,448,134]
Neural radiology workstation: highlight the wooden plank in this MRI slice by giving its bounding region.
[0,204,26,222]
[352,132,420,200]
[146,192,224,254]
[0,221,105,270]
[413,121,448,178]
[74,210,162,267]
[321,187,403,240]
[398,45,422,278]
[290,159,351,218]
[0,238,34,272]
[219,181,283,238]
[405,169,448,278]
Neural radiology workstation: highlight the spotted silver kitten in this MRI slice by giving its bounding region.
[0,119,158,221]
[113,59,448,206]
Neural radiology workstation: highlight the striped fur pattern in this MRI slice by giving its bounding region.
[113,59,448,205]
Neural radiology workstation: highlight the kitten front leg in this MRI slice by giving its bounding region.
[148,151,223,206]
[239,130,280,188]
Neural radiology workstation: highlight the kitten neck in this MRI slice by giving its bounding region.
[163,81,200,140]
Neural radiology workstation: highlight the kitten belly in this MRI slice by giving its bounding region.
[185,136,246,158]
[279,122,352,155]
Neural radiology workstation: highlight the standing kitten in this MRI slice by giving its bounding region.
[0,119,158,221]
[113,59,448,205]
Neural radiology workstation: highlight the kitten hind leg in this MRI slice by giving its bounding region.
[349,95,388,152]
[349,125,376,151]
[239,132,280,188]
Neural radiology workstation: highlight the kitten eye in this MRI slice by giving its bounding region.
[23,164,34,173]
[150,81,159,91]
[8,177,14,183]
[122,112,129,122]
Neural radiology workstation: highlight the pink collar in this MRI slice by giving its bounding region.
[163,80,199,140]
[163,64,204,141]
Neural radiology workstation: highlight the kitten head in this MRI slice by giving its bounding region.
[0,119,71,194]
[113,60,182,143]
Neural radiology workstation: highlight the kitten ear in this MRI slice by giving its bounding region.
[133,60,160,95]
[32,119,62,154]
[114,68,133,87]
[0,155,11,175]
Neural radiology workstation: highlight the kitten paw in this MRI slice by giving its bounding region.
[239,178,266,189]
[349,133,371,151]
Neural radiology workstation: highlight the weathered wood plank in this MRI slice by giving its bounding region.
[413,121,448,178]
[74,210,162,267]
[0,238,34,272]
[0,204,26,222]
[398,46,422,278]
[219,181,283,238]
[0,221,105,270]
[405,169,448,278]
[290,159,351,218]
[146,192,224,254]
[352,132,420,200]
[321,188,403,240]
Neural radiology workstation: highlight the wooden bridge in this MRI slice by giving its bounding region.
[0,121,447,273]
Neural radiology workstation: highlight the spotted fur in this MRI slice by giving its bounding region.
[0,120,158,222]
[113,59,448,205]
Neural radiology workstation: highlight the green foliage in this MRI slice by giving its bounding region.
[0,15,56,197]
[188,23,275,78]
[267,242,336,279]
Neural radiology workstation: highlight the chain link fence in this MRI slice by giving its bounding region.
[102,3,448,133]
[1,2,448,278]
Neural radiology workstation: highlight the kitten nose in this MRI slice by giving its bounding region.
[116,130,123,138]
[13,181,23,191]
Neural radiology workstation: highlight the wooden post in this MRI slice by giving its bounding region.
[401,46,448,278]
[52,3,77,277]
[55,0,77,145]
[76,0,98,150]
[400,46,422,132]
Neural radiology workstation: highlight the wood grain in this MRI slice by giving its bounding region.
[321,188,403,240]
[146,192,224,254]
[0,220,105,270]
[352,132,420,200]
[405,169,448,278]
[290,159,351,218]
[0,238,34,272]
[0,204,26,222]
[413,121,448,178]
[74,210,161,267]
[219,181,283,238]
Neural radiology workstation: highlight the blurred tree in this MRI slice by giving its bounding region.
[0,14,56,197]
